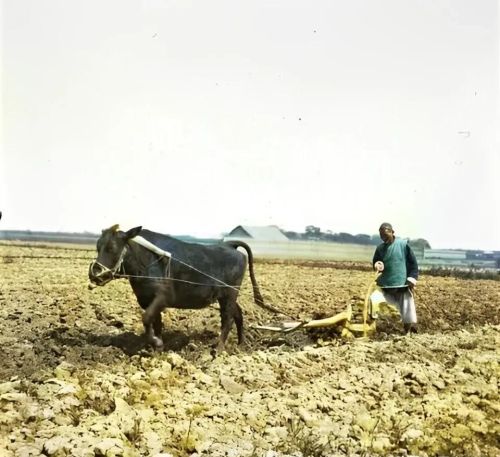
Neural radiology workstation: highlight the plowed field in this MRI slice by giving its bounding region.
[0,243,498,457]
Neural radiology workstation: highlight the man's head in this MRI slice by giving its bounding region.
[379,222,395,243]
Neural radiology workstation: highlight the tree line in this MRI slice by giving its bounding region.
[281,225,431,250]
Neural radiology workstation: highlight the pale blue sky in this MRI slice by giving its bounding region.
[1,0,499,249]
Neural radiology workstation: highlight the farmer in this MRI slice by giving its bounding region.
[371,222,419,334]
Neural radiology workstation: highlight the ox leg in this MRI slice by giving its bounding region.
[218,296,244,349]
[143,295,167,350]
[153,313,163,341]
[217,298,234,351]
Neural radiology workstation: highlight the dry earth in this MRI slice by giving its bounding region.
[0,243,498,457]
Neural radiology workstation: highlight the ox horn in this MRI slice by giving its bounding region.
[102,224,120,233]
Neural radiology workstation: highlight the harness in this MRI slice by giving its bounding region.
[89,236,172,282]
[89,244,129,282]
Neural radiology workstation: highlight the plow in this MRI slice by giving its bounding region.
[251,272,400,339]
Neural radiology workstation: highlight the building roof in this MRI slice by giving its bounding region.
[224,225,289,242]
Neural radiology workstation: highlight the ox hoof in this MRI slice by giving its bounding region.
[150,336,164,351]
[216,342,227,354]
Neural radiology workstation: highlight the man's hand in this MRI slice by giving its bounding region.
[406,277,417,290]
[374,261,384,272]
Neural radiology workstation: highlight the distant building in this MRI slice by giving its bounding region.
[224,225,289,242]
[424,249,467,260]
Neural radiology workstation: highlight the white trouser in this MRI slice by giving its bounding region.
[370,287,417,324]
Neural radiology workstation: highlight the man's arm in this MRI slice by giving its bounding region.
[373,245,384,269]
[406,244,419,282]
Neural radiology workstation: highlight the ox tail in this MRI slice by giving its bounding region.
[224,241,285,315]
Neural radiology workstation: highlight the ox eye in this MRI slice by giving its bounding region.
[105,241,120,253]
[103,245,114,254]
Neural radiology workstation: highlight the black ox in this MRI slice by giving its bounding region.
[88,225,267,350]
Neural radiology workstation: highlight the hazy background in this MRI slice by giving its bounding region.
[1,0,499,250]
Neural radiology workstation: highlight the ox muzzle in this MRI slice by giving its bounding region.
[88,260,115,286]
[88,245,128,286]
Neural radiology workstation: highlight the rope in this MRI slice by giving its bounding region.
[119,251,241,291]
[115,272,271,310]
[1,255,93,260]
[170,256,243,293]
[123,243,257,294]
[165,256,292,317]
[116,272,241,289]
[118,253,293,317]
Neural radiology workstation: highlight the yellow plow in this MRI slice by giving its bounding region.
[251,272,399,339]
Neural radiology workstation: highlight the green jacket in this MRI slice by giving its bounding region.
[372,237,419,288]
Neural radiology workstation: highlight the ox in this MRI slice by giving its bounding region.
[88,225,267,350]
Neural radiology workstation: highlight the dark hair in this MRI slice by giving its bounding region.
[379,222,393,230]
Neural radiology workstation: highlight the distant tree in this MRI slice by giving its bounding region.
[354,234,372,245]
[409,238,431,250]
[280,225,431,248]
[304,225,321,239]
[337,232,356,244]
[281,230,301,240]
[324,231,336,242]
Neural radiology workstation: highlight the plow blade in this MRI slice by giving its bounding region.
[251,321,306,333]
[302,310,350,328]
[251,310,351,334]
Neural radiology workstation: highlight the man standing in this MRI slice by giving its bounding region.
[372,222,419,334]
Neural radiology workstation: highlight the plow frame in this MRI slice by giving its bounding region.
[251,272,387,338]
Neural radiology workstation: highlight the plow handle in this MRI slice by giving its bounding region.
[362,271,381,337]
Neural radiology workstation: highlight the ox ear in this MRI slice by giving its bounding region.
[125,226,142,240]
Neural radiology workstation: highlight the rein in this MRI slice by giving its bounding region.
[124,236,242,293]
[92,235,291,317]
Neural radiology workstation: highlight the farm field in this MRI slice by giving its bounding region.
[0,243,499,457]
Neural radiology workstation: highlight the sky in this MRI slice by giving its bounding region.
[1,0,499,250]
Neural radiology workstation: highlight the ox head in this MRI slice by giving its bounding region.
[88,224,142,286]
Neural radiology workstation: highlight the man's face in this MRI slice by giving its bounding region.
[379,225,395,243]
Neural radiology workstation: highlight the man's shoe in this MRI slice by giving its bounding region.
[403,323,418,334]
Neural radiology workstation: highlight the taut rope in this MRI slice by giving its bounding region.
[123,236,291,317]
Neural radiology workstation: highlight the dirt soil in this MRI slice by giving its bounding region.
[0,243,499,457]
